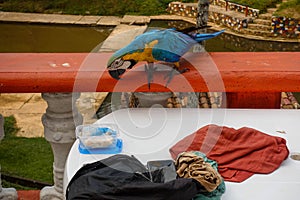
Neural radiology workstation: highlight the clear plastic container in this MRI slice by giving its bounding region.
[76,124,123,154]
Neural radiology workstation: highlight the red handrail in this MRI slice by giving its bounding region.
[1,52,299,108]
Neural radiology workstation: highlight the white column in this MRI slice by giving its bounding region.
[40,93,82,200]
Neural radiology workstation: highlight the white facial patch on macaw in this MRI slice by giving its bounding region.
[108,58,132,70]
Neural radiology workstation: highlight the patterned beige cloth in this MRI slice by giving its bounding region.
[175,152,222,192]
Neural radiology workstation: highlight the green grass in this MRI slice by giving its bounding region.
[275,0,300,18]
[2,115,19,139]
[230,0,300,17]
[0,0,196,16]
[0,116,53,189]
[230,0,282,12]
[1,0,298,17]
[1,179,36,190]
[293,93,300,103]
[277,0,300,10]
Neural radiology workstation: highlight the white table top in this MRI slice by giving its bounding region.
[64,108,300,199]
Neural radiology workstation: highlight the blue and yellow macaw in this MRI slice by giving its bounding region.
[107,28,224,88]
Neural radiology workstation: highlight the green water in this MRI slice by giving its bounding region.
[1,22,299,53]
[148,20,300,52]
[0,23,112,53]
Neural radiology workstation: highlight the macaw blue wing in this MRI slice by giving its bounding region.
[151,29,225,63]
[151,29,198,63]
[107,29,163,66]
[108,28,225,66]
[106,27,225,87]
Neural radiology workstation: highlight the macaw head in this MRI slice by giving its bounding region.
[107,55,137,80]
[107,35,158,80]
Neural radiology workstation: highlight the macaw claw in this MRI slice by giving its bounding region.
[164,68,190,88]
[144,62,157,89]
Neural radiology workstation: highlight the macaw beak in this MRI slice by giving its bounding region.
[107,59,137,80]
[108,69,126,80]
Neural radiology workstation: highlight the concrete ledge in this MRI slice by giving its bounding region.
[99,24,147,51]
[0,11,121,26]
[121,15,150,25]
[74,16,102,25]
[97,16,121,26]
[0,11,82,24]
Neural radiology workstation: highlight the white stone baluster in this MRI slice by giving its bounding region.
[0,114,18,200]
[40,93,82,200]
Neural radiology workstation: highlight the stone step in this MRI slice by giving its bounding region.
[258,13,273,20]
[254,18,271,26]
[99,24,147,52]
[248,23,271,32]
[267,7,277,14]
[241,28,273,37]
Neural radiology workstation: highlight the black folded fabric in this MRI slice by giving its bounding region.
[66,154,203,200]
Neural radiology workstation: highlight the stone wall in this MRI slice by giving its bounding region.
[211,0,259,17]
[167,1,300,38]
[271,16,300,38]
[167,1,250,32]
[167,1,259,18]
[167,2,198,18]
[209,12,248,31]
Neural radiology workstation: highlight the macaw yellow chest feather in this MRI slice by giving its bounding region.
[123,40,158,63]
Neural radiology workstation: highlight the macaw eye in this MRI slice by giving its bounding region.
[110,58,133,70]
[113,58,124,67]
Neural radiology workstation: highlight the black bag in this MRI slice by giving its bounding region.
[66,154,202,200]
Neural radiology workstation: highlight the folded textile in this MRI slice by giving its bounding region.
[67,154,203,200]
[191,152,225,200]
[170,124,289,182]
[175,151,223,192]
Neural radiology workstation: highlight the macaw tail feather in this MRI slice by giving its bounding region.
[191,29,225,42]
[179,25,212,34]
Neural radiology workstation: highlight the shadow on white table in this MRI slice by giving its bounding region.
[64,108,300,199]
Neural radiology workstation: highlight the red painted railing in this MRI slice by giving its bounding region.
[1,52,300,108]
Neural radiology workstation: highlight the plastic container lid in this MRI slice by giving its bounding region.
[76,124,123,154]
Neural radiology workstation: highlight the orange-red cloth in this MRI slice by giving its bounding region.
[169,124,289,182]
